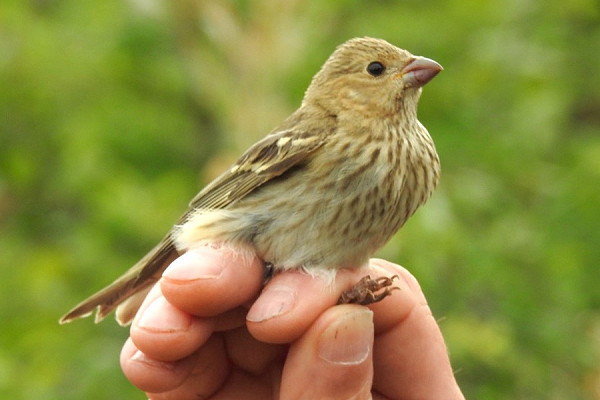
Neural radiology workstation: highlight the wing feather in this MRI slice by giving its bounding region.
[186,128,328,213]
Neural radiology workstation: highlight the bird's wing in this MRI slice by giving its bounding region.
[186,127,329,212]
[60,127,329,325]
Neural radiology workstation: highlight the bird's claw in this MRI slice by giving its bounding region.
[337,274,400,305]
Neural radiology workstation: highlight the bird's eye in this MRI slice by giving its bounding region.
[366,61,385,76]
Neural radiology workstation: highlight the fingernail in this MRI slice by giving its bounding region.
[137,296,191,333]
[246,285,296,322]
[131,350,176,371]
[163,248,225,281]
[318,309,373,365]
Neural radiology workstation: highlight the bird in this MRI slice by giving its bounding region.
[60,37,442,326]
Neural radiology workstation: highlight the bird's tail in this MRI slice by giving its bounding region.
[59,236,179,326]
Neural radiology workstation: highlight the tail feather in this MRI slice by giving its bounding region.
[114,287,155,326]
[59,236,179,325]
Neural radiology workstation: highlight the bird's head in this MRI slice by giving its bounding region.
[303,37,442,118]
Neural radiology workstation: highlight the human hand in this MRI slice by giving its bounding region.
[120,246,464,399]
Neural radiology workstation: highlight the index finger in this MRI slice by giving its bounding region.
[160,244,264,317]
[368,259,465,399]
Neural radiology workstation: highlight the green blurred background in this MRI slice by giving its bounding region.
[1,0,599,398]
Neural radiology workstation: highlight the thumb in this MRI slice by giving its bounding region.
[280,305,374,400]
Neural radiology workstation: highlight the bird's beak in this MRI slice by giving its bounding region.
[399,57,443,88]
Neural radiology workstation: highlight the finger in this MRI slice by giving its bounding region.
[367,259,464,399]
[246,269,363,343]
[160,245,264,317]
[120,337,196,394]
[129,283,214,361]
[201,370,273,400]
[212,306,250,332]
[280,305,374,399]
[360,259,429,333]
[223,326,287,375]
[145,336,231,400]
[245,264,395,344]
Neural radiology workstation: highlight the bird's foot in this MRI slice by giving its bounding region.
[337,274,400,305]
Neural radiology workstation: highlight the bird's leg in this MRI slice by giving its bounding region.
[337,274,400,305]
[262,262,275,284]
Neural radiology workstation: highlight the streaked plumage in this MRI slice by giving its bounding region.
[60,37,442,325]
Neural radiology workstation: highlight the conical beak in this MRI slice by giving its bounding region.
[400,57,443,88]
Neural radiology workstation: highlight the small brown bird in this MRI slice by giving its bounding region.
[60,37,442,326]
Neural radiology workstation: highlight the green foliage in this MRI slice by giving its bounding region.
[1,0,598,398]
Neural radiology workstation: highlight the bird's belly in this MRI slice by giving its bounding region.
[174,161,406,272]
[247,164,404,271]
